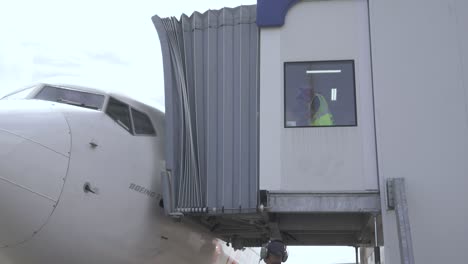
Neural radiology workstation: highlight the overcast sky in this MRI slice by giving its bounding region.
[0,0,266,108]
[0,0,356,263]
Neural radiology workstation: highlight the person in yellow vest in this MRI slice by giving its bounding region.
[296,77,335,126]
[309,91,334,126]
[294,80,334,126]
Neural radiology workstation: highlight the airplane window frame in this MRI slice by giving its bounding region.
[105,97,134,134]
[34,85,105,110]
[130,108,157,136]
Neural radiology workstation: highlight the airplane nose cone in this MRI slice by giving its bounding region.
[0,100,70,248]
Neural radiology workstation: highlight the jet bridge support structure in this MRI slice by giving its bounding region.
[386,178,415,264]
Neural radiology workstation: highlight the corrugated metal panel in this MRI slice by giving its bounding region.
[152,5,259,214]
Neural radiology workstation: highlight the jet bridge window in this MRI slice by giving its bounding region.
[131,108,156,135]
[106,97,133,134]
[34,86,105,110]
[284,60,357,127]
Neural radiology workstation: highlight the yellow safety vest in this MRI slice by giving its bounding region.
[310,94,334,126]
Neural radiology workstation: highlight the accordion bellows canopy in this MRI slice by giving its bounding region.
[153,5,259,213]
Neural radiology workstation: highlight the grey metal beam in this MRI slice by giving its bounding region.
[267,191,381,213]
[282,233,360,246]
[277,213,367,231]
[232,235,361,248]
[387,178,415,264]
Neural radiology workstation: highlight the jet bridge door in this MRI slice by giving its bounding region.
[153,5,259,214]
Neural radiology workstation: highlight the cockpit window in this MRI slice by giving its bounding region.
[34,86,105,110]
[106,97,133,134]
[131,108,156,135]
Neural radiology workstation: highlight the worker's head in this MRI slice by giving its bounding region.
[261,240,288,264]
[297,75,315,102]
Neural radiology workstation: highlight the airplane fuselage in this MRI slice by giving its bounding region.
[0,84,257,264]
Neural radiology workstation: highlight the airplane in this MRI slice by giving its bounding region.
[0,83,259,264]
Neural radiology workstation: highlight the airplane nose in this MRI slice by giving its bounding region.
[0,101,71,248]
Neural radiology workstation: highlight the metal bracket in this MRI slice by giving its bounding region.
[169,212,184,222]
[161,170,175,216]
[386,179,395,210]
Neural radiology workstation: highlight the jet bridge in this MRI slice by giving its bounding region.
[152,1,383,252]
[153,0,468,263]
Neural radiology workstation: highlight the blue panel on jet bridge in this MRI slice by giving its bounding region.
[256,0,301,27]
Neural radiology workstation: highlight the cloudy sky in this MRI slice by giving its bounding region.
[0,0,356,263]
[0,0,250,108]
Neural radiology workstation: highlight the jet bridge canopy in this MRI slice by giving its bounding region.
[153,5,259,214]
